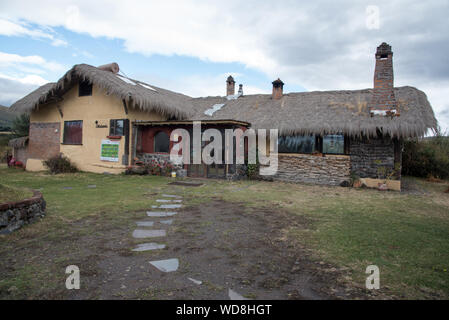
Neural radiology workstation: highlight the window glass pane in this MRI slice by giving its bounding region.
[154,131,169,153]
[323,135,344,154]
[64,121,83,144]
[110,119,125,136]
[278,135,315,153]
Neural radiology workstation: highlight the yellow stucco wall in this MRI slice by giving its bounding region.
[29,83,165,173]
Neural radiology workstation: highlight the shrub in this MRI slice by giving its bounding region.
[11,113,30,138]
[43,154,78,174]
[246,163,259,179]
[402,130,449,179]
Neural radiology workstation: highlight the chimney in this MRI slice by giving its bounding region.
[98,62,120,74]
[272,78,284,100]
[238,84,243,96]
[369,42,397,116]
[226,75,235,96]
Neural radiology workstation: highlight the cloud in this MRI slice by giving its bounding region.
[0,18,67,47]
[0,77,40,106]
[139,72,269,98]
[0,73,48,86]
[0,0,448,129]
[0,51,65,73]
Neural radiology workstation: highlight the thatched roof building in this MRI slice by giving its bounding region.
[10,64,195,120]
[10,62,437,139]
[8,136,28,148]
[191,86,437,138]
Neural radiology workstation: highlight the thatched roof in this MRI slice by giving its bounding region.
[190,86,437,138]
[9,63,437,139]
[10,64,194,119]
[8,136,28,148]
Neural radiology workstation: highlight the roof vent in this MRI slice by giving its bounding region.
[98,63,120,74]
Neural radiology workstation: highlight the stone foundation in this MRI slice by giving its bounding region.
[273,153,351,186]
[0,190,46,234]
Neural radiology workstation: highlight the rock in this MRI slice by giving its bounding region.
[340,180,350,187]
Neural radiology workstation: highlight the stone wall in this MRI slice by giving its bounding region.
[350,138,395,179]
[138,153,180,167]
[272,154,351,186]
[0,190,46,234]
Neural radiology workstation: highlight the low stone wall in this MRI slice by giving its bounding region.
[0,190,46,234]
[137,153,184,175]
[272,153,351,186]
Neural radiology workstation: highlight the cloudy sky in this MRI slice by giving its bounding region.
[0,0,448,132]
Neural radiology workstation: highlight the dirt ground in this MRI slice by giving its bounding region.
[51,198,370,300]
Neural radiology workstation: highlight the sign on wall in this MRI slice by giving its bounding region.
[100,139,120,162]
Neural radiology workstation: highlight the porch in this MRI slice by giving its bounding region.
[131,120,249,179]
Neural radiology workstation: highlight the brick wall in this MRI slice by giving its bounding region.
[369,42,396,113]
[273,154,351,186]
[28,122,60,159]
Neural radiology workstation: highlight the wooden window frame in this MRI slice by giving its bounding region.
[110,119,126,136]
[63,120,83,145]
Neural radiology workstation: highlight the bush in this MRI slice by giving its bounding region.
[402,131,449,179]
[11,113,30,138]
[43,154,78,174]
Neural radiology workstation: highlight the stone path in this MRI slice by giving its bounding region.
[132,229,166,238]
[130,192,249,299]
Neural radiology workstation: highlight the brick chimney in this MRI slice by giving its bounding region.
[272,78,284,100]
[226,75,235,96]
[369,42,397,116]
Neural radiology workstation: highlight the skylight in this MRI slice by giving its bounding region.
[138,83,157,92]
[204,103,225,116]
[117,75,136,85]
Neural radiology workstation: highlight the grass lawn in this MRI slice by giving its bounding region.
[0,165,448,299]
[0,184,33,203]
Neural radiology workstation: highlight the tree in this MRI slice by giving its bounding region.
[11,113,30,138]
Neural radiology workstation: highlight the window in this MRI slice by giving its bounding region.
[323,134,344,154]
[79,80,92,96]
[278,135,315,153]
[63,120,83,145]
[154,131,170,153]
[110,119,125,136]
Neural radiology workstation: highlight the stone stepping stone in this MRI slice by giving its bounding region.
[156,199,182,203]
[132,229,166,238]
[160,204,182,209]
[162,194,182,198]
[87,185,96,188]
[160,219,173,225]
[136,221,154,227]
[150,258,179,272]
[62,187,73,190]
[188,277,202,285]
[146,211,177,217]
[228,289,249,300]
[132,243,166,252]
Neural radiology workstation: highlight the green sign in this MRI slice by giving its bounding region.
[101,139,120,162]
